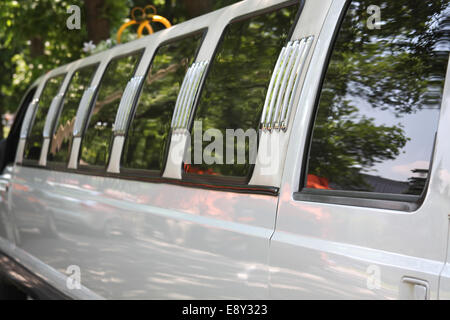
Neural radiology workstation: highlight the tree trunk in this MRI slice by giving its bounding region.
[181,0,212,19]
[84,0,110,44]
[30,36,44,57]
[0,114,4,140]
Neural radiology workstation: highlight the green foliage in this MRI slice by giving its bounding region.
[0,0,241,119]
[0,0,87,115]
[189,4,300,178]
[23,74,66,160]
[122,33,203,172]
[331,0,449,115]
[80,51,143,167]
[307,0,449,193]
[48,64,98,163]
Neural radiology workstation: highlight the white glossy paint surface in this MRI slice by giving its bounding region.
[429,38,450,300]
[9,166,277,299]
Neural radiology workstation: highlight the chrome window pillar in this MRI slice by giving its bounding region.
[68,86,98,169]
[107,76,144,173]
[39,93,66,166]
[67,52,114,169]
[249,0,333,187]
[15,98,39,164]
[163,61,209,179]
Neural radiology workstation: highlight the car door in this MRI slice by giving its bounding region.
[269,0,450,299]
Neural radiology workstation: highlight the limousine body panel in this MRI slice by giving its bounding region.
[9,165,277,299]
[1,0,449,300]
[5,0,320,299]
[268,0,450,299]
[428,39,450,300]
[249,0,332,187]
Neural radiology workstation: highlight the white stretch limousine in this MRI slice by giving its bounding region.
[0,0,450,299]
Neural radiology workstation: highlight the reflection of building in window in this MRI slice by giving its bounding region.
[406,169,429,195]
[50,118,75,155]
[353,174,408,194]
[308,169,430,195]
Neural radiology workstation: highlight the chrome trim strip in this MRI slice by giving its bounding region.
[272,40,299,128]
[73,86,96,137]
[266,41,293,129]
[279,39,306,125]
[20,99,39,139]
[261,46,286,127]
[260,36,313,131]
[171,67,193,128]
[43,93,65,138]
[177,63,199,128]
[278,40,305,129]
[283,36,313,128]
[182,61,208,128]
[113,76,144,136]
[171,61,208,129]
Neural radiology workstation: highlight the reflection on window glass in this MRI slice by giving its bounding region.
[186,4,299,179]
[306,0,450,195]
[48,64,98,165]
[122,33,203,172]
[80,51,142,167]
[24,74,66,161]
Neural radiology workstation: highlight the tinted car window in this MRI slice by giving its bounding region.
[122,33,203,173]
[47,64,98,165]
[24,74,66,161]
[80,51,143,168]
[305,0,450,195]
[186,4,300,180]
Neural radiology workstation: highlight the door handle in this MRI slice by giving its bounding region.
[402,277,429,300]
